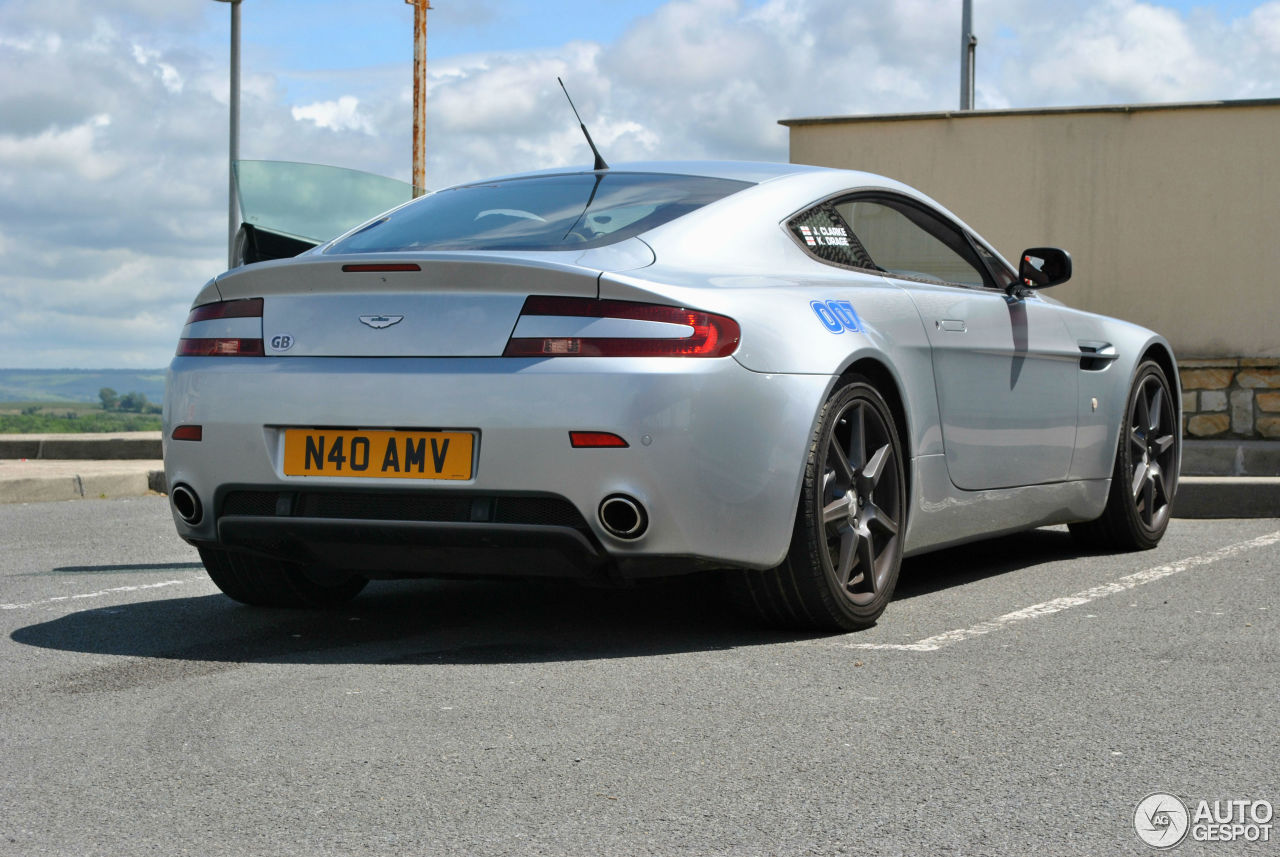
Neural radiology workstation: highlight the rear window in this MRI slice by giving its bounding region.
[325,172,753,254]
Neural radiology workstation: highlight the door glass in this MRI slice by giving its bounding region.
[835,199,987,287]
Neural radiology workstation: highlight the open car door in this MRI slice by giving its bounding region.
[232,160,420,266]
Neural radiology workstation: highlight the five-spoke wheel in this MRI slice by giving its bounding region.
[819,390,903,607]
[1070,360,1179,550]
[729,376,906,631]
[1127,370,1178,533]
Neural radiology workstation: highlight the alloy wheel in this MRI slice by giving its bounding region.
[1127,372,1177,532]
[820,396,902,605]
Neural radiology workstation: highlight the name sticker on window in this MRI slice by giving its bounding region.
[798,225,850,247]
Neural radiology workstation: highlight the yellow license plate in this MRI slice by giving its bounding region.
[282,429,474,480]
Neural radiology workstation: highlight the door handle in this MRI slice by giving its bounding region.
[936,319,966,332]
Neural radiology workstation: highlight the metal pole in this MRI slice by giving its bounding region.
[960,0,976,110]
[228,0,241,266]
[406,0,431,197]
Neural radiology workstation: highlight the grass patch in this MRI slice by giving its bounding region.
[0,402,161,434]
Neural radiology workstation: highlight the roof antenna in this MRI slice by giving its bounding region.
[557,77,609,172]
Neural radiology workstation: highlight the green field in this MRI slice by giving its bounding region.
[0,369,166,433]
[0,401,161,434]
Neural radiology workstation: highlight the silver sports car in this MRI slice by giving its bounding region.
[164,161,1180,631]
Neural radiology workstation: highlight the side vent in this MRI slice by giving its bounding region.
[1078,341,1118,372]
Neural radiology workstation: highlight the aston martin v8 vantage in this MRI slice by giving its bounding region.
[164,161,1181,630]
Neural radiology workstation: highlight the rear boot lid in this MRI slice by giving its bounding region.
[208,252,622,358]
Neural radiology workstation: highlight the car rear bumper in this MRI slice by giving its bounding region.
[164,355,829,575]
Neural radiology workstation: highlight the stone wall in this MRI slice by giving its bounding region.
[1179,359,1280,439]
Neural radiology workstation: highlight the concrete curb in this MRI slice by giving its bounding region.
[0,433,165,503]
[1173,476,1280,519]
[1182,440,1280,477]
[1,472,165,503]
[0,461,165,504]
[0,431,162,461]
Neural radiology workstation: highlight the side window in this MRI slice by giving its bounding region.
[834,198,990,288]
[786,204,879,270]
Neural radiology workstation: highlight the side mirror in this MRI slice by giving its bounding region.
[1016,247,1072,290]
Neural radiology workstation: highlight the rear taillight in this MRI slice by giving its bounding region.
[185,298,263,322]
[176,338,264,357]
[503,296,740,358]
[176,298,264,357]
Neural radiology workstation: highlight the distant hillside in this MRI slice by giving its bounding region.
[0,369,167,403]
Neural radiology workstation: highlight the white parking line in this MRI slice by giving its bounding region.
[0,579,195,611]
[831,530,1280,652]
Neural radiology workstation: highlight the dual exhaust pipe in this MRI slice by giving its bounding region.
[172,483,648,541]
[171,483,202,525]
[598,493,647,540]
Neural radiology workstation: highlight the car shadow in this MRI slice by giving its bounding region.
[11,572,815,666]
[894,526,1093,600]
[48,562,207,575]
[11,528,1092,667]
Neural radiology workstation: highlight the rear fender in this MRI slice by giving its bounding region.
[598,270,942,460]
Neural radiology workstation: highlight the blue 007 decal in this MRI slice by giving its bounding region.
[811,300,863,334]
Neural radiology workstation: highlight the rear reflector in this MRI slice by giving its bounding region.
[171,425,203,441]
[342,263,422,273]
[569,431,629,448]
[503,296,740,358]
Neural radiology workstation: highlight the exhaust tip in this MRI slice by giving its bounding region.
[171,484,202,525]
[598,494,648,540]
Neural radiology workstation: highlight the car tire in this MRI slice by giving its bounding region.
[730,376,906,631]
[199,546,368,608]
[1069,360,1179,551]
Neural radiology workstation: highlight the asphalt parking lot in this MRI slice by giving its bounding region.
[1,496,1276,856]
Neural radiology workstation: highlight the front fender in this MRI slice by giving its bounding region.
[1060,307,1180,481]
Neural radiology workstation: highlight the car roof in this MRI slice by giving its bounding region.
[456,160,835,187]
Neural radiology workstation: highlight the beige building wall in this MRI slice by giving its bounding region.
[782,100,1280,361]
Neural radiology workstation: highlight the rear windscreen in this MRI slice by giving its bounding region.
[325,172,753,254]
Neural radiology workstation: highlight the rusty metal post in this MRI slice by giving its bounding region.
[405,0,431,196]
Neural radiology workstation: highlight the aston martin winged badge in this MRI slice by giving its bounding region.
[359,315,404,329]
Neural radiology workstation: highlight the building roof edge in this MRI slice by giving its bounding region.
[779,97,1280,127]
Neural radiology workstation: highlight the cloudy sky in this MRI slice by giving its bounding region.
[1,0,1277,368]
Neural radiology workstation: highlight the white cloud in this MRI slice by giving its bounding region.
[292,95,377,135]
[0,250,213,368]
[131,43,184,94]
[1024,1,1223,102]
[0,30,62,53]
[1253,1,1280,50]
[0,114,121,182]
